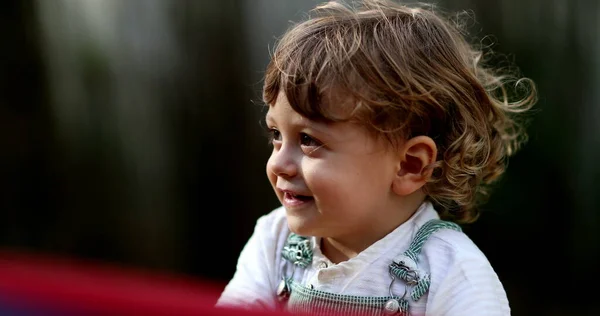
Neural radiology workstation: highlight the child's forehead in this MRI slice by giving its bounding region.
[266,90,358,122]
[265,95,321,127]
[265,94,350,133]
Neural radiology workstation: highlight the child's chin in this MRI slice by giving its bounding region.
[286,217,319,237]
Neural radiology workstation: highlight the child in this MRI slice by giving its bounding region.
[217,0,536,315]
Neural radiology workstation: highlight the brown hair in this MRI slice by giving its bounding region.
[263,0,537,224]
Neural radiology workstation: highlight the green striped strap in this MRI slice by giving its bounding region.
[390,219,462,302]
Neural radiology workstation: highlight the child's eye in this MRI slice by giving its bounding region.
[267,128,281,144]
[300,133,320,147]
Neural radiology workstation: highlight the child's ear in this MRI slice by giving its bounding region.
[392,136,437,196]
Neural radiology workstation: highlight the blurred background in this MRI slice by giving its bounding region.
[1,0,598,315]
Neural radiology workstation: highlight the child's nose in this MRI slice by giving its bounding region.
[268,145,299,179]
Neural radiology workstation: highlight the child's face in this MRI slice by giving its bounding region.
[265,92,401,239]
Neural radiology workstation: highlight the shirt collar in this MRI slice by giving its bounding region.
[310,201,440,272]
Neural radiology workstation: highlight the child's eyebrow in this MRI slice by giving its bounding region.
[264,114,279,127]
[265,114,332,136]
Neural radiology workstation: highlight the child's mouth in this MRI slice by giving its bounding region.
[283,192,314,206]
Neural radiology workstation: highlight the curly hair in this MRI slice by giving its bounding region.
[262,0,537,224]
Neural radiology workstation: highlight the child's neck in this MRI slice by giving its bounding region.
[320,195,425,264]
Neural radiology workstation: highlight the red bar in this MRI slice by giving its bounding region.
[0,249,285,316]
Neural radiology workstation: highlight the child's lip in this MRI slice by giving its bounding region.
[282,192,314,207]
[277,188,311,197]
[277,188,314,208]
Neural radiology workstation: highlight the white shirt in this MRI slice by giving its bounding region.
[216,202,510,315]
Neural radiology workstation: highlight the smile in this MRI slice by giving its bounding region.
[282,192,314,207]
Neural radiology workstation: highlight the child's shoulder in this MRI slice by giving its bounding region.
[421,224,503,294]
[411,206,490,265]
[424,227,489,263]
[252,205,290,245]
[420,225,509,313]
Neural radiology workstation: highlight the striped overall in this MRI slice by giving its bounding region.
[277,220,462,316]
